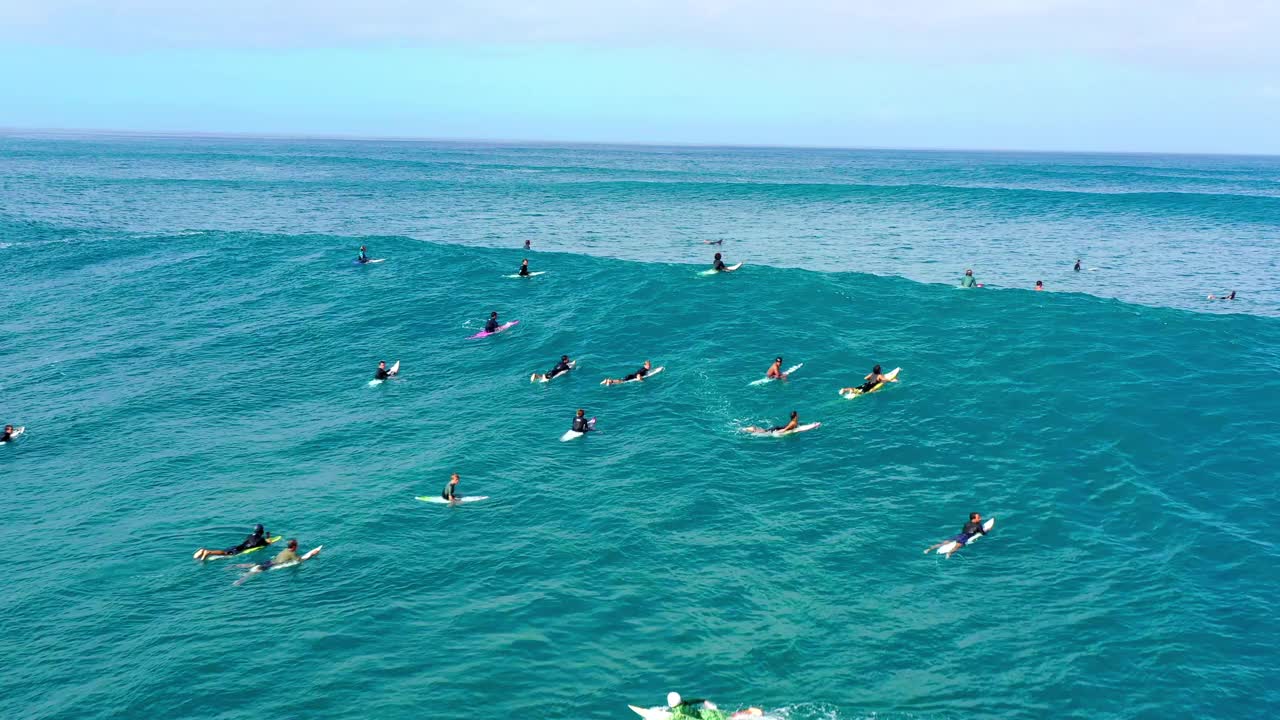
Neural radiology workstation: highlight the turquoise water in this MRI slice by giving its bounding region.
[2,135,1279,719]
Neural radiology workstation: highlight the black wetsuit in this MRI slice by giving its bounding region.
[519,266,530,277]
[484,318,500,333]
[622,366,649,382]
[547,360,571,379]
[713,259,727,272]
[442,484,456,501]
[572,416,592,433]
[357,252,368,264]
[0,430,11,443]
[375,367,390,380]
[857,374,885,393]
[1074,261,1081,272]
[225,531,270,555]
[952,519,988,544]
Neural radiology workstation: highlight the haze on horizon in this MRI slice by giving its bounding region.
[2,1,1279,154]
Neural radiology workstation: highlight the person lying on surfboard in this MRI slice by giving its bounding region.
[484,312,501,333]
[841,364,895,395]
[233,539,322,585]
[766,357,788,380]
[602,360,651,385]
[743,411,800,434]
[571,409,594,434]
[518,259,531,277]
[357,245,369,264]
[193,524,272,561]
[442,473,460,503]
[533,355,573,382]
[1208,290,1236,301]
[922,512,988,557]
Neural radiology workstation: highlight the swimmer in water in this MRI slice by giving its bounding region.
[1035,280,1044,291]
[518,259,531,277]
[602,360,652,385]
[922,512,989,557]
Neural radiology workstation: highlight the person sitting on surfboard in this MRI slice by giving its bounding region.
[766,357,786,380]
[770,411,800,433]
[374,361,392,381]
[1074,258,1081,272]
[484,312,500,333]
[1,425,15,443]
[923,512,988,556]
[571,409,593,434]
[712,252,730,272]
[519,259,531,277]
[602,360,651,385]
[357,245,369,264]
[442,473,460,503]
[534,355,573,382]
[193,524,272,561]
[524,239,531,250]
[1035,280,1044,291]
[842,365,894,395]
[961,269,981,288]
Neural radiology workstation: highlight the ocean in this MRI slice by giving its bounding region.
[2,133,1278,720]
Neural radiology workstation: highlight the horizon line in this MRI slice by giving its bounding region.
[1,125,1277,160]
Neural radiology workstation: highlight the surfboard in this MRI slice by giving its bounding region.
[531,360,576,382]
[698,262,743,276]
[415,495,490,504]
[745,421,821,437]
[749,363,803,386]
[506,271,547,278]
[935,517,996,555]
[560,417,597,441]
[469,320,519,339]
[600,366,664,385]
[839,367,901,398]
[195,536,283,560]
[368,360,400,386]
[1,426,25,444]
[354,258,386,265]
[629,706,672,720]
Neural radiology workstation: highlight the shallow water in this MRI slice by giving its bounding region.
[2,136,1278,720]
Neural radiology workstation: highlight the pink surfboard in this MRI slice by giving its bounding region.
[469,320,519,339]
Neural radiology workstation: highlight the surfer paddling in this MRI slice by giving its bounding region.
[193,524,272,561]
[233,539,322,585]
[840,364,896,395]
[923,512,989,558]
[532,355,573,382]
[743,410,800,435]
[602,360,652,385]
[1208,291,1236,301]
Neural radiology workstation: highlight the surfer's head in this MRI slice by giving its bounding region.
[775,357,782,364]
[253,524,265,535]
[970,512,981,521]
[360,246,366,251]
[522,258,528,265]
[873,365,881,374]
[450,473,459,485]
[491,311,498,318]
[561,355,569,362]
[643,360,651,368]
[287,539,298,550]
[965,269,973,276]
[378,361,386,368]
[790,411,798,419]
[667,693,682,708]
[576,408,585,418]
[714,252,722,260]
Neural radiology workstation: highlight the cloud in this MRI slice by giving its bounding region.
[2,0,1278,67]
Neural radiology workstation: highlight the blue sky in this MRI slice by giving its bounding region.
[2,1,1278,153]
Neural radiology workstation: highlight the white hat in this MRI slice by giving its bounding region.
[667,692,681,708]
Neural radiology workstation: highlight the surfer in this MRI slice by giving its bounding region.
[357,245,369,264]
[765,357,787,380]
[1035,280,1044,291]
[374,361,392,381]
[523,239,531,250]
[602,360,652,385]
[518,259,531,277]
[923,512,989,557]
[665,692,723,719]
[193,524,272,561]
[702,239,723,245]
[1,425,15,443]
[743,411,800,434]
[711,252,734,273]
[960,269,981,288]
[841,365,894,395]
[234,539,321,585]
[1208,291,1237,301]
[1074,258,1081,272]
[442,473,460,503]
[571,409,593,434]
[533,355,573,382]
[484,312,500,333]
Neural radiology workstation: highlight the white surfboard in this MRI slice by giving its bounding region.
[560,418,597,441]
[745,421,821,437]
[416,495,490,504]
[601,366,664,385]
[749,363,803,386]
[698,262,743,276]
[629,706,672,720]
[506,271,547,278]
[531,360,576,383]
[1,426,25,444]
[839,366,901,398]
[368,360,400,386]
[935,517,996,555]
